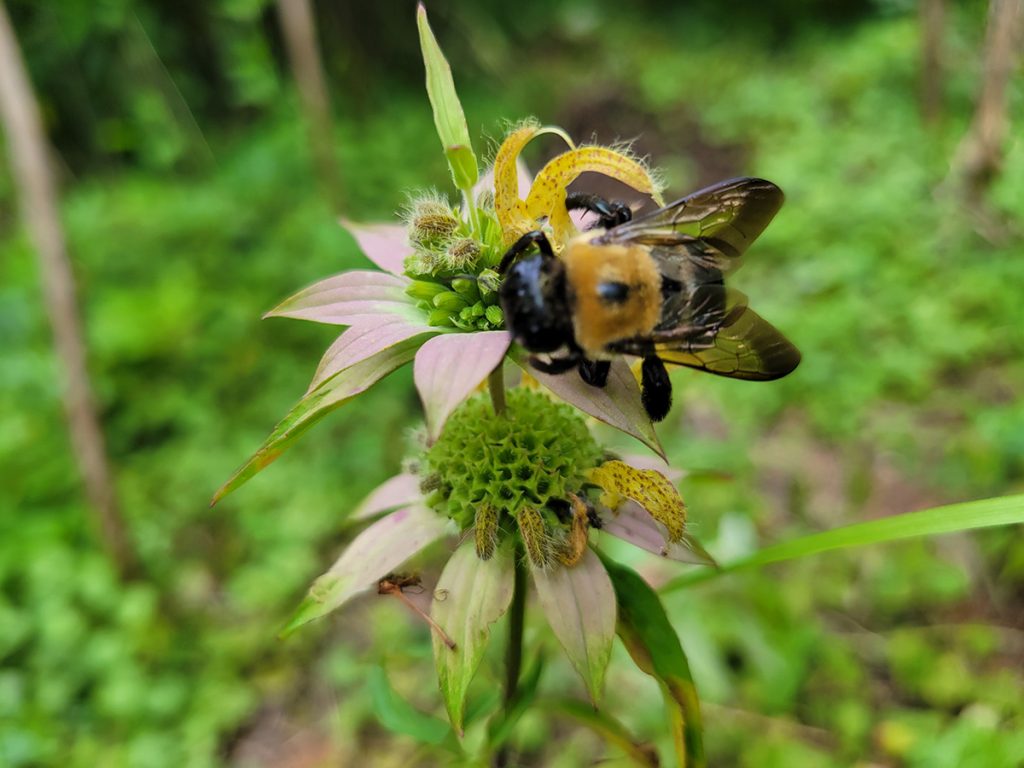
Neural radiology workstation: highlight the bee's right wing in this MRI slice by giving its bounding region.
[597,177,784,276]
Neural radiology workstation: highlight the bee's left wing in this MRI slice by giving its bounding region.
[609,288,800,381]
[596,177,784,275]
[654,305,801,380]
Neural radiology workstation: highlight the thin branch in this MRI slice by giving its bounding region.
[0,1,138,578]
[276,0,343,212]
[948,0,1024,198]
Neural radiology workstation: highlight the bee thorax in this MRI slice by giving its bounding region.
[562,241,662,355]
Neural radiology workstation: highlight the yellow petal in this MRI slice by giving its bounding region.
[493,124,537,240]
[493,122,574,244]
[526,146,665,246]
[587,460,687,543]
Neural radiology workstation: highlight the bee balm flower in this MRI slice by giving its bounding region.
[281,387,714,732]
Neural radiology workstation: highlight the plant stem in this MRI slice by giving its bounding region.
[489,365,506,416]
[504,551,526,706]
[463,187,479,236]
[496,547,527,767]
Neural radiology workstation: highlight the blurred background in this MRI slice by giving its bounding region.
[1,0,1022,765]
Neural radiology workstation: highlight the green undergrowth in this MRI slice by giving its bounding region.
[2,5,1023,767]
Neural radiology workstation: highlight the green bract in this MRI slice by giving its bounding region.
[420,388,604,532]
[417,3,478,192]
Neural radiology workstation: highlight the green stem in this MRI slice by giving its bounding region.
[489,365,506,416]
[504,551,526,705]
[495,548,526,767]
[463,187,479,236]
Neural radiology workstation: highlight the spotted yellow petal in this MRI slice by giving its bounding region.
[525,146,665,246]
[587,460,687,543]
[493,122,573,243]
[493,123,541,238]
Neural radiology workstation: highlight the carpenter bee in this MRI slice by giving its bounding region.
[498,177,800,422]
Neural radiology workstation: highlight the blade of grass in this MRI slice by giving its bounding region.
[546,698,659,767]
[662,494,1024,593]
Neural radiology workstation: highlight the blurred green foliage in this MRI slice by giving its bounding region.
[1,0,1022,765]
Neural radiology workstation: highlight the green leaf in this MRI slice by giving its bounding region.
[602,555,705,768]
[661,493,1024,593]
[431,538,515,735]
[211,337,423,504]
[531,548,616,705]
[416,3,478,191]
[547,699,659,767]
[368,667,456,748]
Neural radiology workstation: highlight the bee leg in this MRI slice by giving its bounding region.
[577,359,611,388]
[565,192,633,229]
[640,355,673,422]
[528,355,579,375]
[497,230,555,275]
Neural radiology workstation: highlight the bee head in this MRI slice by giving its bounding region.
[499,255,573,353]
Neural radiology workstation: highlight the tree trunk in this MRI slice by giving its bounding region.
[919,0,945,124]
[0,2,138,578]
[276,0,343,212]
[950,0,1024,198]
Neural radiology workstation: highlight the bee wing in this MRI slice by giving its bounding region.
[655,305,801,380]
[597,177,784,275]
[610,288,800,381]
[596,177,796,379]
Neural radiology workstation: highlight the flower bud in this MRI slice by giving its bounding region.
[428,309,457,327]
[444,238,481,271]
[450,277,480,303]
[485,305,504,326]
[406,280,450,302]
[417,389,603,553]
[408,197,459,246]
[433,290,469,312]
[477,269,501,299]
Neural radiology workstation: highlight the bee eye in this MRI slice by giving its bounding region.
[597,281,630,304]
